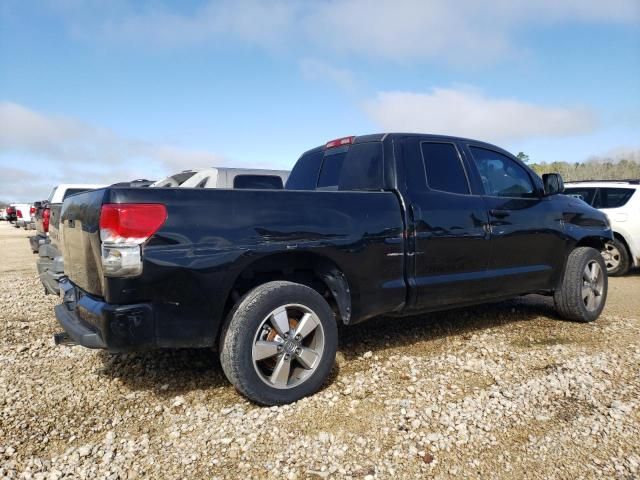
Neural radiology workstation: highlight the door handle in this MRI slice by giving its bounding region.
[489,209,510,218]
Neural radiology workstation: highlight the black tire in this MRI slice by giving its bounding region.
[220,281,338,405]
[554,247,608,322]
[601,238,630,277]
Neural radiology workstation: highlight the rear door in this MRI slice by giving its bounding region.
[464,145,566,295]
[400,137,492,309]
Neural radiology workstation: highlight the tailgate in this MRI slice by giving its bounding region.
[60,189,108,296]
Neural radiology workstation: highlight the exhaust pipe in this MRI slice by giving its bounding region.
[54,332,76,346]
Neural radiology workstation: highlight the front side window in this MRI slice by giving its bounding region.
[421,142,469,195]
[469,147,535,198]
[594,188,635,209]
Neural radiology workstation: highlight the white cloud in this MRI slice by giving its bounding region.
[0,101,223,169]
[299,58,357,91]
[45,0,640,61]
[363,87,598,142]
[0,101,225,200]
[55,0,297,49]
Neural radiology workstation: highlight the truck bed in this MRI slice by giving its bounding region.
[60,187,406,346]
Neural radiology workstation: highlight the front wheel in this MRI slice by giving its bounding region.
[554,247,608,322]
[220,281,338,405]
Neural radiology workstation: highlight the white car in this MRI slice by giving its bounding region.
[565,180,640,275]
[152,167,289,189]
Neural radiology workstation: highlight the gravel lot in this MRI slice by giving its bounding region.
[1,223,639,479]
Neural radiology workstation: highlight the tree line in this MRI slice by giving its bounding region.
[517,152,640,181]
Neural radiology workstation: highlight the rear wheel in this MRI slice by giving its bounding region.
[220,281,338,405]
[601,238,630,276]
[554,247,607,322]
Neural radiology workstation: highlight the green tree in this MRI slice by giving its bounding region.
[516,152,530,164]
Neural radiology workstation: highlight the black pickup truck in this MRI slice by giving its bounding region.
[54,133,612,405]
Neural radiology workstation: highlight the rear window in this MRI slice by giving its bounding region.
[286,150,324,190]
[233,175,283,189]
[594,188,635,209]
[287,142,383,191]
[317,146,348,189]
[565,187,597,205]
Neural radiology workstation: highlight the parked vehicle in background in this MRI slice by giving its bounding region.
[53,133,612,405]
[564,180,640,276]
[6,205,17,223]
[37,184,107,295]
[29,201,50,253]
[0,208,6,220]
[150,171,197,187]
[180,167,289,189]
[13,203,34,229]
[152,168,289,189]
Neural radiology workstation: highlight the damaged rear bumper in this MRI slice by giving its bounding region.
[54,278,155,351]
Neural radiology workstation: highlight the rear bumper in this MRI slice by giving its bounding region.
[37,249,64,296]
[55,278,155,351]
[29,234,49,253]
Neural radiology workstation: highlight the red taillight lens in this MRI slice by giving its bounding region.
[99,203,167,244]
[30,206,36,216]
[43,208,50,233]
[17,210,23,218]
[325,136,355,149]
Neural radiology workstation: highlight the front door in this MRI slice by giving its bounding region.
[464,145,566,296]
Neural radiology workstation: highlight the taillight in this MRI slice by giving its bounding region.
[17,210,23,218]
[99,204,167,277]
[30,206,36,216]
[43,208,50,233]
[325,136,355,149]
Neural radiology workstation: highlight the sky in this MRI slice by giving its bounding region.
[1,0,639,201]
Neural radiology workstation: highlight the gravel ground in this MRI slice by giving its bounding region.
[1,223,639,479]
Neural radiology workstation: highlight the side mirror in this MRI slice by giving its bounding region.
[543,173,564,196]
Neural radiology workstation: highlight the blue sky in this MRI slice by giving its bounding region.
[1,0,639,201]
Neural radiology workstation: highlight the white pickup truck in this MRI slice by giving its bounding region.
[152,167,289,189]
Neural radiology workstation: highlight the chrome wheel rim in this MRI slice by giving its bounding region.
[601,242,621,272]
[582,260,604,312]
[252,304,325,390]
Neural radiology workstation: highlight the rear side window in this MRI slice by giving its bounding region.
[565,187,597,205]
[594,188,635,209]
[421,142,469,194]
[470,147,535,198]
[233,175,283,189]
[286,150,324,190]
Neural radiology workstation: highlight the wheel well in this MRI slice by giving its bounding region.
[223,252,352,329]
[575,236,608,251]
